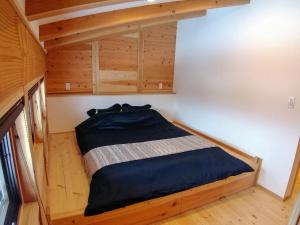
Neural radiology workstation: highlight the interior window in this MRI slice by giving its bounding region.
[0,100,24,225]
[28,85,43,143]
[14,111,35,182]
[0,132,20,225]
[40,80,46,118]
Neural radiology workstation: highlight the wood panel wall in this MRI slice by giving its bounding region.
[96,33,139,93]
[47,43,93,94]
[142,23,176,92]
[46,23,177,95]
[0,0,46,117]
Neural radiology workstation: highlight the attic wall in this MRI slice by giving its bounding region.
[142,24,176,93]
[0,0,46,117]
[174,0,300,197]
[47,43,93,94]
[96,33,139,93]
[45,23,177,94]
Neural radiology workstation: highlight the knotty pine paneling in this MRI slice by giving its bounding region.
[0,0,46,117]
[142,23,176,92]
[0,0,24,107]
[23,25,46,85]
[99,33,138,71]
[96,33,139,93]
[45,24,177,95]
[46,43,93,93]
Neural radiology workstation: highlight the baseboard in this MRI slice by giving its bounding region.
[256,184,284,201]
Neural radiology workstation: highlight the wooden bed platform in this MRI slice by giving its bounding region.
[48,125,261,225]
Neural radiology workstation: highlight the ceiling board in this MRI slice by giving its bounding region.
[35,0,181,25]
[26,0,136,21]
[39,0,250,41]
[44,10,207,49]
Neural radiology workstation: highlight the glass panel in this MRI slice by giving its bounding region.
[29,89,43,143]
[0,131,20,225]
[14,112,35,183]
[40,80,46,116]
[0,155,9,225]
[28,100,35,143]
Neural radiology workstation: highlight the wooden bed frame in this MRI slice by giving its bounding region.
[48,122,261,225]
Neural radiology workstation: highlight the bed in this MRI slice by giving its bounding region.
[68,109,260,225]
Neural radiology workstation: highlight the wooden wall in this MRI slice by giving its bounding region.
[97,33,139,93]
[142,24,176,92]
[47,43,93,94]
[0,0,46,117]
[45,23,177,94]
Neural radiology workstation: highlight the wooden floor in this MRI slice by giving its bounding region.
[48,132,298,225]
[48,132,89,220]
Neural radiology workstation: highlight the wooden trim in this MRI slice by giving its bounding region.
[24,75,45,93]
[8,0,45,50]
[39,0,250,41]
[0,88,24,119]
[23,88,49,225]
[137,31,144,92]
[44,11,206,49]
[46,92,176,97]
[26,0,137,21]
[288,191,300,225]
[18,202,40,225]
[256,184,283,201]
[284,138,300,200]
[92,41,100,94]
[37,83,49,184]
[173,121,258,162]
[10,128,27,203]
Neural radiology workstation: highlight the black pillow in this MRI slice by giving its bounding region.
[87,104,122,117]
[122,103,152,112]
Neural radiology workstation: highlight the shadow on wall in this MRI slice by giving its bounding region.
[47,94,176,133]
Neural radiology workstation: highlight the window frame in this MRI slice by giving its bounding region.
[0,131,21,225]
[28,83,44,144]
[0,100,24,225]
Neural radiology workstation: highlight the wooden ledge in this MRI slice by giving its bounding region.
[46,92,176,97]
[18,202,40,225]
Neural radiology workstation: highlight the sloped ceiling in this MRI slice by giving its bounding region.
[15,0,250,49]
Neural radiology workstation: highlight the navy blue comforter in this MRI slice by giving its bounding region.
[75,110,253,216]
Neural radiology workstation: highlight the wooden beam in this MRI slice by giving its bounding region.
[39,0,250,41]
[26,0,137,21]
[44,11,206,50]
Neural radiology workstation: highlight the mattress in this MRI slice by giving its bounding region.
[75,109,254,216]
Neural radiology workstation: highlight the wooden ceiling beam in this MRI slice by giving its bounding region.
[25,0,137,21]
[39,0,250,42]
[44,10,207,50]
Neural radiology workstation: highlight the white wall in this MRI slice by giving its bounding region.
[47,95,175,133]
[174,0,300,197]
